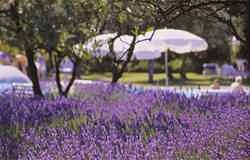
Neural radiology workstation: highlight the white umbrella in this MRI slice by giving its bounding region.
[0,65,31,83]
[85,33,164,83]
[0,65,32,93]
[85,33,117,57]
[142,28,208,85]
[85,33,164,60]
[144,29,208,53]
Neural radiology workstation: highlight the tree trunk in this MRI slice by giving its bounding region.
[246,2,250,70]
[55,57,78,97]
[168,66,174,80]
[25,48,43,96]
[111,66,121,83]
[47,50,54,77]
[111,35,136,83]
[55,57,63,95]
[63,60,78,97]
[180,55,187,80]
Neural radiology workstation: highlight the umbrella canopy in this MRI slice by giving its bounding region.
[116,35,164,60]
[85,33,116,57]
[85,33,164,60]
[143,28,208,54]
[141,28,208,85]
[0,65,31,83]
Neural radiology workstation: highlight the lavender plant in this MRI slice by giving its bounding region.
[0,82,249,159]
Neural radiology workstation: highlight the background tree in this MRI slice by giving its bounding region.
[95,0,157,83]
[0,0,248,88]
[0,0,44,96]
[185,0,248,66]
[34,0,107,96]
[147,0,248,77]
[168,14,231,75]
[0,0,107,96]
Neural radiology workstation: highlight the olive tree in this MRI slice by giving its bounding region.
[35,0,107,96]
[0,0,107,96]
[0,0,44,96]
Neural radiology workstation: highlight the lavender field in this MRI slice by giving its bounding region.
[0,82,250,160]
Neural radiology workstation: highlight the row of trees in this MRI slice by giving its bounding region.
[0,0,248,97]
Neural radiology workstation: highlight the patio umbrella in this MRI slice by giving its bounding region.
[114,35,164,82]
[0,65,32,93]
[85,33,116,57]
[85,33,164,82]
[85,33,164,60]
[142,28,208,85]
[0,65,31,84]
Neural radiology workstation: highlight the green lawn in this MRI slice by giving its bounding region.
[82,72,236,87]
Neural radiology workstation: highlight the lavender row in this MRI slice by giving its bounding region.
[0,82,249,159]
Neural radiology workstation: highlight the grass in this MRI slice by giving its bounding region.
[82,72,236,87]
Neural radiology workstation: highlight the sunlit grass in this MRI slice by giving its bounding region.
[82,72,235,86]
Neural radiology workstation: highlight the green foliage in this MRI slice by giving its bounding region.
[169,59,182,71]
[146,26,154,33]
[0,41,21,55]
[0,0,112,95]
[0,0,248,83]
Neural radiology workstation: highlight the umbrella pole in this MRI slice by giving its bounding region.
[165,51,168,86]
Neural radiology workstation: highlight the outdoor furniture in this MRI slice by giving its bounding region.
[35,56,47,80]
[60,57,74,73]
[220,64,236,78]
[202,63,218,76]
[236,59,247,72]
